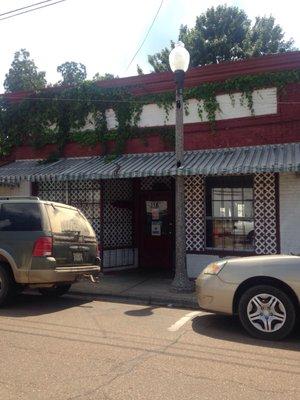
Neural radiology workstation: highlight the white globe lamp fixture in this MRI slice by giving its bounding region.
[169,41,190,73]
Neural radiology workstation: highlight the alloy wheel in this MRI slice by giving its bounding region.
[247,293,286,333]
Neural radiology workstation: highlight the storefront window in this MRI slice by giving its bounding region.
[206,177,254,252]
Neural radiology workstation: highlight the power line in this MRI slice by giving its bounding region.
[0,0,66,21]
[0,0,56,17]
[124,0,164,72]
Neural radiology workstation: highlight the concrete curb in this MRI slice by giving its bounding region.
[68,290,199,310]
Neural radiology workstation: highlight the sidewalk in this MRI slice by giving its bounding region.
[70,270,198,309]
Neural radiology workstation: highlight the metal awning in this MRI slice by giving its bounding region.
[1,142,300,183]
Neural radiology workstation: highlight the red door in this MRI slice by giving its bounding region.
[139,191,174,269]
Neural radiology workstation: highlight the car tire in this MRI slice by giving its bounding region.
[39,284,71,297]
[238,285,296,340]
[0,264,15,306]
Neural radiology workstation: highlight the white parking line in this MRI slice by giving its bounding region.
[168,311,201,332]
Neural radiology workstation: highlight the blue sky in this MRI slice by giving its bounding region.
[0,0,299,90]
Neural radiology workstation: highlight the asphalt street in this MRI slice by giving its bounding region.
[0,293,299,400]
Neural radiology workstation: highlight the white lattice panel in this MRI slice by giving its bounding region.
[254,173,277,254]
[185,175,205,251]
[38,181,67,203]
[103,179,133,248]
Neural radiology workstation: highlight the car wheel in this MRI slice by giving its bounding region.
[0,264,14,305]
[238,285,296,340]
[39,284,71,297]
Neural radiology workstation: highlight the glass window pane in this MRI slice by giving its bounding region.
[233,201,245,218]
[212,220,224,249]
[0,203,42,231]
[223,201,232,217]
[223,220,235,249]
[243,188,253,200]
[244,201,253,218]
[233,220,254,250]
[222,188,232,200]
[212,201,223,217]
[232,188,243,200]
[46,205,94,236]
[212,188,222,201]
[233,201,253,218]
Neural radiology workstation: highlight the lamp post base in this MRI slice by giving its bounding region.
[170,272,195,293]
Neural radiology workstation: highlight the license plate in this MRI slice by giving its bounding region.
[73,252,83,263]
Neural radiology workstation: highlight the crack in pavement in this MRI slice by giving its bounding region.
[167,367,299,396]
[66,329,189,400]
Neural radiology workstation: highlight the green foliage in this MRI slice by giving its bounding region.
[4,49,47,92]
[0,81,142,157]
[245,16,295,57]
[148,5,295,72]
[57,61,87,86]
[1,69,300,159]
[92,72,117,81]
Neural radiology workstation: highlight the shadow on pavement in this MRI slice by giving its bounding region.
[0,292,93,318]
[192,313,300,351]
[124,306,158,317]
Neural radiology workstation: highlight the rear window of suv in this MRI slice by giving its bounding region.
[0,203,42,231]
[45,204,94,237]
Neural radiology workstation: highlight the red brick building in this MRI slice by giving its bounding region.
[1,52,300,277]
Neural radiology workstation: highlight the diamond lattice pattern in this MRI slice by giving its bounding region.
[102,179,133,248]
[254,173,277,255]
[185,175,206,251]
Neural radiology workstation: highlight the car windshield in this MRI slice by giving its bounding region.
[46,204,94,237]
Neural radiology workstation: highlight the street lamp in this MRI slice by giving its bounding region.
[169,42,194,292]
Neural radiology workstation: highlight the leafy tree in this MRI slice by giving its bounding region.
[92,72,116,81]
[148,5,295,71]
[245,16,294,57]
[57,61,87,86]
[4,48,47,92]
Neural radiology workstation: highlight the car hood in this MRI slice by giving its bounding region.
[225,254,300,266]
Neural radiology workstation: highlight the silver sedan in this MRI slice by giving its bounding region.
[196,255,300,340]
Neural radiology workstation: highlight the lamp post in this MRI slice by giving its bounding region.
[169,42,194,292]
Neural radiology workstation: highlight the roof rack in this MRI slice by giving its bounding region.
[0,196,40,200]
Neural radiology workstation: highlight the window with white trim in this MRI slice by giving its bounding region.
[206,176,254,252]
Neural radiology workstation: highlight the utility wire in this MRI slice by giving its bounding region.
[0,0,66,21]
[124,0,164,72]
[0,0,56,17]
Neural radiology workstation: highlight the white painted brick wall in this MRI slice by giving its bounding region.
[280,173,300,254]
[79,88,277,131]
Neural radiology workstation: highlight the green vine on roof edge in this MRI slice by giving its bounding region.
[0,69,300,160]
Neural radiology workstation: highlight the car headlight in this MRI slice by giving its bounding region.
[203,261,227,275]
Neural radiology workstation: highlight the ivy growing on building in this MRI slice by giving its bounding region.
[1,69,300,159]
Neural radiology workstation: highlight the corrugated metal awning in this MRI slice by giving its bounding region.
[1,142,300,183]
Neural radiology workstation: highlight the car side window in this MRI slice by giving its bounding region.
[0,203,42,231]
